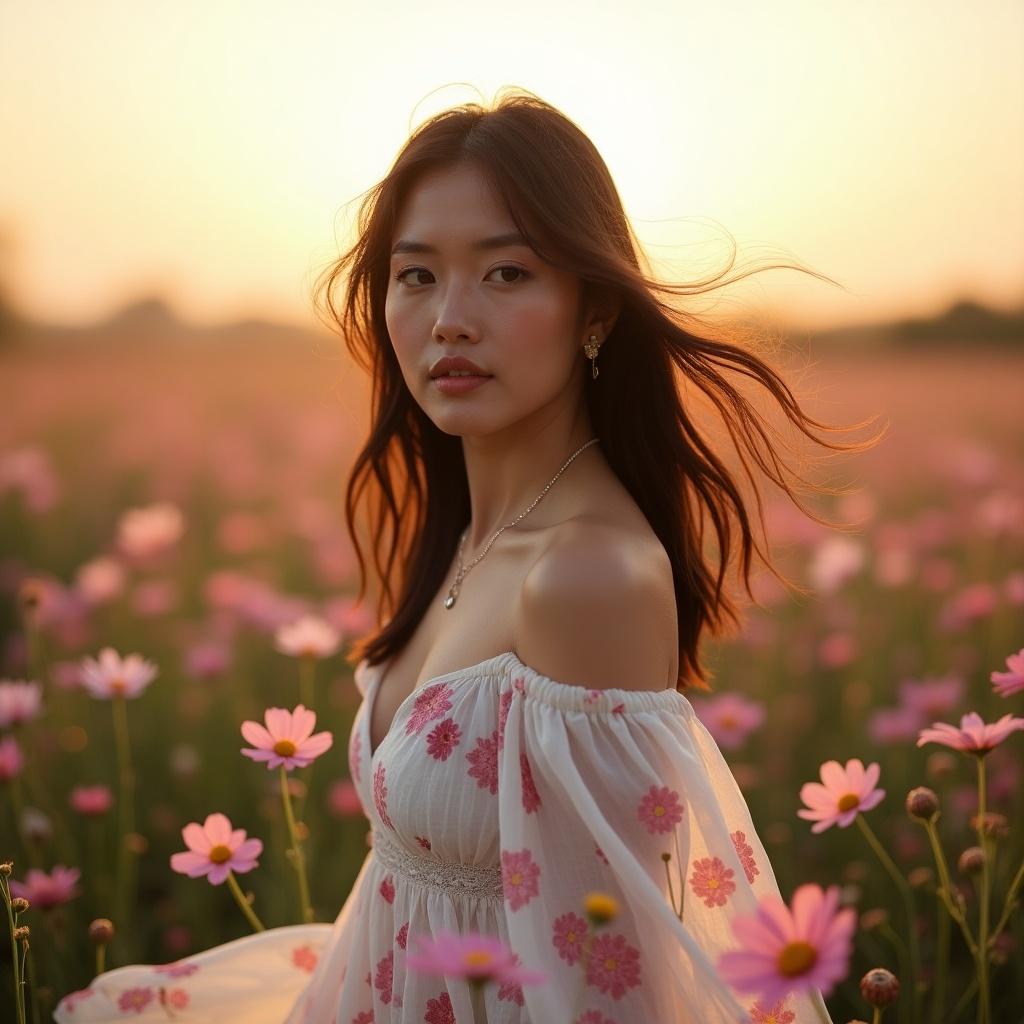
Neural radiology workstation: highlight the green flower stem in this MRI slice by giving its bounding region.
[25,945,39,1024]
[948,972,979,1024]
[111,695,137,934]
[95,944,105,976]
[225,870,265,932]
[987,854,1024,950]
[3,877,26,1024]
[662,854,679,919]
[930,887,950,1024]
[878,919,912,1024]
[295,657,316,824]
[673,828,685,921]
[922,819,977,957]
[855,815,921,1021]
[7,779,42,870]
[974,756,991,1024]
[280,766,313,923]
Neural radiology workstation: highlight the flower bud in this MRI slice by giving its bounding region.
[583,891,619,926]
[0,861,13,876]
[11,897,30,913]
[906,786,939,822]
[859,908,889,932]
[970,812,1008,839]
[660,852,671,863]
[957,846,985,876]
[89,918,115,945]
[860,967,900,1007]
[907,866,935,888]
[13,925,29,941]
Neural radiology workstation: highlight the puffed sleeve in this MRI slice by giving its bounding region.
[496,662,834,1023]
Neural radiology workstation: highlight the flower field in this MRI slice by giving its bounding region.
[0,333,1022,1023]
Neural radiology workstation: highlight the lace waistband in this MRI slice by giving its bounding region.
[371,829,505,902]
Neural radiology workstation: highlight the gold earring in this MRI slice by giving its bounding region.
[583,334,600,379]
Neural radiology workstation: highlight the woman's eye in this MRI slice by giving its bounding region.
[393,265,529,287]
[486,265,529,284]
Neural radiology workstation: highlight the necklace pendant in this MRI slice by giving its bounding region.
[444,591,456,610]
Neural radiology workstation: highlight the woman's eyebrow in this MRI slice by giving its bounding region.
[390,231,529,257]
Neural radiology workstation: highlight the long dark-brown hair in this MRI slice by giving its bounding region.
[313,87,886,693]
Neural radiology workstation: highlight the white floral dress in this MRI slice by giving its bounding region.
[53,651,833,1023]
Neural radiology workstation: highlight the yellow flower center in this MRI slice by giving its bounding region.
[209,844,232,864]
[707,878,719,889]
[510,872,522,885]
[837,792,861,812]
[604,957,618,970]
[567,930,577,943]
[778,940,817,976]
[720,714,737,728]
[654,805,666,817]
[110,677,126,693]
[463,951,495,968]
[274,739,297,757]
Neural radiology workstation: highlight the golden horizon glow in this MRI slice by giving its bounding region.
[1,0,1021,333]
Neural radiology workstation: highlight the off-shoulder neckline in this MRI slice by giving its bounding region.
[360,649,690,759]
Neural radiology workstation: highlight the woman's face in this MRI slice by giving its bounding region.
[385,161,587,436]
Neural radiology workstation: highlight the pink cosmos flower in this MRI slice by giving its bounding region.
[717,883,856,1007]
[10,865,81,908]
[79,647,157,700]
[74,556,126,606]
[691,693,766,749]
[0,736,24,780]
[797,759,885,833]
[327,779,364,817]
[116,502,185,559]
[0,447,60,513]
[240,705,333,771]
[274,615,340,659]
[170,812,263,885]
[916,711,1024,756]
[991,648,1024,698]
[0,681,42,729]
[69,784,114,817]
[898,674,965,719]
[407,929,547,987]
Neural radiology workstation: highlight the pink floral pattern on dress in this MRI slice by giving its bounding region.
[520,752,541,813]
[497,688,513,750]
[374,949,394,1004]
[405,683,454,736]
[552,910,588,964]
[689,855,736,907]
[351,1012,374,1024]
[117,987,154,1012]
[576,1011,617,1024]
[496,952,527,1005]
[732,829,759,884]
[501,848,540,910]
[466,729,499,794]
[154,960,198,977]
[291,944,318,972]
[158,988,189,1010]
[349,727,362,784]
[425,717,462,761]
[512,675,526,696]
[379,875,395,904]
[637,785,685,834]
[585,932,642,999]
[595,844,609,865]
[373,761,395,830]
[60,987,95,1013]
[396,921,409,949]
[750,999,795,1022]
[415,835,431,850]
[424,991,455,1024]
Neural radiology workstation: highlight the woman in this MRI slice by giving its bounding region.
[55,89,882,1023]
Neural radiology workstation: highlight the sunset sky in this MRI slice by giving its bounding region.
[2,0,1022,333]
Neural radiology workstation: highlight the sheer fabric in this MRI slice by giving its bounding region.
[53,651,832,1023]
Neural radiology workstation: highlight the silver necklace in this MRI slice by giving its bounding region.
[443,437,601,609]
